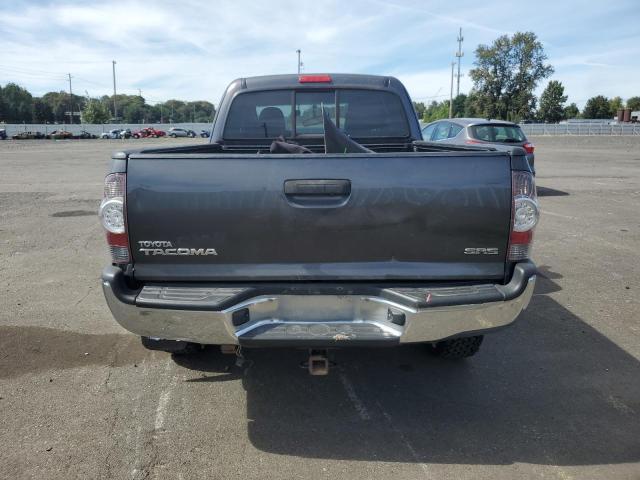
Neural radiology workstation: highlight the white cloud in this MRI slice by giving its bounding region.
[0,0,638,109]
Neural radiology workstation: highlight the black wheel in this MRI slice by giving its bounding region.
[141,336,200,355]
[431,335,483,359]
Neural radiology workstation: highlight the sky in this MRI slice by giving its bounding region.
[0,0,638,108]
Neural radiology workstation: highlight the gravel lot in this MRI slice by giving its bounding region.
[1,136,639,479]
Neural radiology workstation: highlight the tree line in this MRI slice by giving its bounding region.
[414,89,639,124]
[3,31,639,126]
[0,84,215,124]
[413,31,640,124]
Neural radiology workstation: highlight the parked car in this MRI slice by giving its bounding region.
[12,131,45,140]
[100,73,538,373]
[421,118,535,173]
[120,129,132,139]
[101,129,123,139]
[0,129,6,140]
[132,127,166,138]
[48,130,73,140]
[167,127,196,138]
[74,130,98,139]
[199,129,210,138]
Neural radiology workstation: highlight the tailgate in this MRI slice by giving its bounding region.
[126,152,511,281]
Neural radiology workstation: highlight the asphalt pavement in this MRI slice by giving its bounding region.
[0,136,638,479]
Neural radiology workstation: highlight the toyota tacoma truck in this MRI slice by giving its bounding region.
[100,74,538,369]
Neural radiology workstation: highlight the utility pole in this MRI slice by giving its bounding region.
[449,62,455,118]
[112,60,118,122]
[138,88,142,97]
[455,27,464,97]
[296,49,301,74]
[67,73,74,124]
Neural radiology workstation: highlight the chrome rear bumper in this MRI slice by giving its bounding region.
[102,264,536,346]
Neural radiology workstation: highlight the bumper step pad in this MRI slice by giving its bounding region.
[237,321,400,347]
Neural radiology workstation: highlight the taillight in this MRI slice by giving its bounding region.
[508,171,539,261]
[523,142,535,154]
[99,173,130,264]
[298,74,332,83]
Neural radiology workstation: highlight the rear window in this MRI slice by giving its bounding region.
[338,90,409,138]
[223,90,293,139]
[296,91,336,135]
[470,124,526,143]
[223,89,409,139]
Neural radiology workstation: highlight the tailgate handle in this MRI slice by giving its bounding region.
[284,179,351,196]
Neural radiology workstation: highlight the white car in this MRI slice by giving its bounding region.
[167,127,196,138]
[100,129,122,139]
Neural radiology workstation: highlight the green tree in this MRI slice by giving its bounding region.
[469,32,553,122]
[413,101,426,120]
[82,99,111,124]
[162,100,186,123]
[583,95,611,119]
[451,94,467,117]
[122,96,146,123]
[41,91,67,122]
[538,80,567,123]
[32,98,54,123]
[626,96,640,111]
[0,83,33,122]
[184,101,215,123]
[463,91,482,117]
[563,102,580,120]
[609,96,623,117]
[422,100,449,123]
[0,81,216,125]
[40,91,85,123]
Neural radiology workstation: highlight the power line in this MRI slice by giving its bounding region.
[0,65,67,81]
[73,75,110,88]
[0,63,66,76]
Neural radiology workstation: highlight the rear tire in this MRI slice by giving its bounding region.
[431,335,483,359]
[141,336,200,355]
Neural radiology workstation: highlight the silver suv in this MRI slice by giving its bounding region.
[167,127,196,138]
[422,118,535,173]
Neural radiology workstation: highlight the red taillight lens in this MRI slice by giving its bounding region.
[508,171,539,261]
[99,173,130,264]
[523,142,534,154]
[298,74,332,83]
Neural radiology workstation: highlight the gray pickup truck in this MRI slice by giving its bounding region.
[100,74,538,371]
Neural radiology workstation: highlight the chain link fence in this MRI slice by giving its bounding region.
[520,123,640,136]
